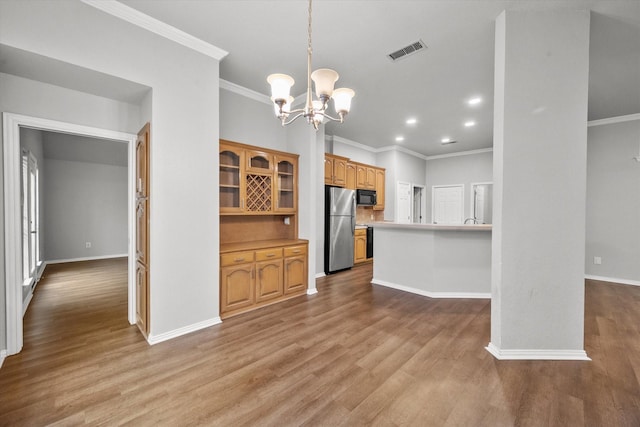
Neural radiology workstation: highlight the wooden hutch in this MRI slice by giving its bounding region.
[219,140,308,319]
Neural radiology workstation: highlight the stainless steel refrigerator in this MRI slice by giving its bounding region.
[324,186,356,274]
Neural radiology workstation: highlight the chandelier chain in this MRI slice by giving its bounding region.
[308,0,312,55]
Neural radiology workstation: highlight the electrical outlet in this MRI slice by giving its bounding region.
[370,214,374,220]
[86,242,91,249]
[283,217,290,225]
[594,256,601,265]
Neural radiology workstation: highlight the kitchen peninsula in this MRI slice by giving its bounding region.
[370,223,492,298]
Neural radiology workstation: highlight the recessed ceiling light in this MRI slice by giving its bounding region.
[464,121,476,127]
[441,137,456,144]
[406,118,417,125]
[468,97,482,106]
[395,136,405,142]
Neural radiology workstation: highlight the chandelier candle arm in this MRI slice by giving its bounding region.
[266,0,354,129]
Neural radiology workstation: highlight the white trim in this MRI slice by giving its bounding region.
[81,0,228,61]
[22,292,33,317]
[332,135,378,153]
[306,288,318,295]
[587,113,640,127]
[147,317,222,345]
[315,272,326,279]
[585,275,640,287]
[0,350,7,369]
[3,113,137,356]
[426,147,493,161]
[485,342,591,361]
[220,79,271,105]
[371,278,491,299]
[45,254,128,265]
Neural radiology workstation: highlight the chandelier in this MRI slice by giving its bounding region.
[267,0,355,130]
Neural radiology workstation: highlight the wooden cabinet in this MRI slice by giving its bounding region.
[220,242,308,318]
[354,228,367,264]
[373,168,385,211]
[135,123,150,337]
[220,140,298,215]
[324,154,348,187]
[345,162,356,190]
[355,163,376,190]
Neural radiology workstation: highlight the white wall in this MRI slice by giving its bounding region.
[586,119,640,282]
[220,89,287,151]
[44,158,127,262]
[1,0,221,342]
[425,151,493,222]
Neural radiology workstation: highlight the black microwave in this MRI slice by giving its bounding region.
[356,189,377,206]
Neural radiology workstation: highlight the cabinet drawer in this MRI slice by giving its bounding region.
[221,251,255,267]
[255,248,283,261]
[284,245,307,257]
[355,228,366,236]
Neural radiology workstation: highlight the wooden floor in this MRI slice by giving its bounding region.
[1,259,639,426]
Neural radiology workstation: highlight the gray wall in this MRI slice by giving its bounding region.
[220,89,287,151]
[332,138,377,165]
[586,119,640,282]
[44,158,128,262]
[425,151,493,222]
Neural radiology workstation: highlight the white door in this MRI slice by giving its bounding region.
[432,185,463,224]
[396,181,412,223]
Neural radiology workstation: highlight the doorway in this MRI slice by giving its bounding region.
[412,185,425,224]
[3,113,137,356]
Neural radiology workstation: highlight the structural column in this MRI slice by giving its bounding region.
[489,9,591,360]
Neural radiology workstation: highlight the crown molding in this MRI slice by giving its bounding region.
[425,147,493,161]
[81,0,228,61]
[587,113,640,127]
[332,135,378,153]
[219,79,271,105]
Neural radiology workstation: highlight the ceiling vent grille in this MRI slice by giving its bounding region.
[388,39,427,61]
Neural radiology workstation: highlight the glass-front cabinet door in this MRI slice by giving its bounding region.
[246,150,273,174]
[275,155,297,212]
[220,144,244,213]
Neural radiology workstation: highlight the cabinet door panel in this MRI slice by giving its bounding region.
[346,163,356,190]
[354,235,367,263]
[256,260,284,302]
[221,264,255,313]
[136,262,148,334]
[374,169,385,211]
[284,255,307,294]
[333,158,347,186]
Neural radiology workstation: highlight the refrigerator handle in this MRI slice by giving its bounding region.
[351,194,356,235]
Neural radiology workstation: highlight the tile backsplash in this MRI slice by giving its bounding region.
[356,206,384,224]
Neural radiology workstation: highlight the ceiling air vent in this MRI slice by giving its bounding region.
[388,39,427,61]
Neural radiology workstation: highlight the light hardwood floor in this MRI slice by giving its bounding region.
[1,258,639,426]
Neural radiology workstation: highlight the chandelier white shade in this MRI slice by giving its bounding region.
[267,0,354,129]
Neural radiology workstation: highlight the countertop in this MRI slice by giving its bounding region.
[368,222,492,231]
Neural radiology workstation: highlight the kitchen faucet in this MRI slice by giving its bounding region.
[464,217,479,224]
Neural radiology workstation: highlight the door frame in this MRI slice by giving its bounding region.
[3,113,137,356]
[470,181,493,222]
[411,184,426,224]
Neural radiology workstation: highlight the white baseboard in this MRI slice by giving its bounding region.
[315,272,326,279]
[22,292,33,317]
[147,317,222,345]
[485,342,591,361]
[585,275,640,287]
[45,254,128,264]
[307,288,318,295]
[371,278,491,299]
[0,349,7,369]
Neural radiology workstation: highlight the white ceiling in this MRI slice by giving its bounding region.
[3,1,638,157]
[117,0,640,156]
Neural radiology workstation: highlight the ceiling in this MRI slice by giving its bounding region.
[3,1,638,157]
[118,0,639,157]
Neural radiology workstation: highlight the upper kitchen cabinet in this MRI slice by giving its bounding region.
[355,163,376,190]
[374,167,385,211]
[220,142,245,213]
[345,162,356,190]
[219,140,298,215]
[275,154,297,213]
[324,154,348,187]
